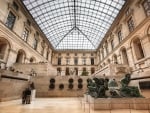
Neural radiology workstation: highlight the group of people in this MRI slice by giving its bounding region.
[22,87,31,104]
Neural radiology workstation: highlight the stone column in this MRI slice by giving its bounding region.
[126,47,135,69]
[117,54,122,64]
[6,49,17,67]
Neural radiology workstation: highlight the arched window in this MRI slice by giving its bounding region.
[133,38,144,60]
[0,38,10,60]
[0,42,7,60]
[16,50,26,63]
[121,48,129,65]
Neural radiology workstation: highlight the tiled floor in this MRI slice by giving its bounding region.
[0,98,149,113]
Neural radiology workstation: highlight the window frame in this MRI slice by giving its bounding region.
[5,11,16,30]
[127,17,135,32]
[142,0,150,16]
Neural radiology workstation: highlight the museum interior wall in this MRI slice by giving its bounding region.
[0,0,150,101]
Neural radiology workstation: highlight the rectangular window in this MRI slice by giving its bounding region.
[66,67,70,75]
[91,58,94,65]
[33,38,38,50]
[83,67,86,71]
[74,58,78,65]
[91,68,95,74]
[101,49,104,59]
[58,58,61,65]
[33,32,39,50]
[46,51,49,60]
[66,58,70,65]
[74,68,78,75]
[22,28,29,41]
[118,30,122,42]
[105,42,108,55]
[57,68,61,75]
[125,8,131,16]
[111,39,114,50]
[74,53,77,56]
[127,17,134,32]
[143,0,150,16]
[82,58,86,65]
[13,2,19,11]
[5,11,16,29]
[27,19,31,26]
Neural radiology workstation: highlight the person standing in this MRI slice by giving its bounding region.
[26,87,31,104]
[22,89,26,104]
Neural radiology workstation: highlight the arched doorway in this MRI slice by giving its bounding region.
[16,50,26,63]
[121,48,129,65]
[132,38,144,60]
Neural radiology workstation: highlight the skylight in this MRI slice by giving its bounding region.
[22,0,125,51]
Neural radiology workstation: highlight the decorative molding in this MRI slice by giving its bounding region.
[8,48,17,54]
[115,24,122,33]
[23,22,31,33]
[8,3,20,19]
[123,9,134,23]
[135,0,145,8]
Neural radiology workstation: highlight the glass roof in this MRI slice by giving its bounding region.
[22,0,125,51]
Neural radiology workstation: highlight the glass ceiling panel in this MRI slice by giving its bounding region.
[22,0,125,51]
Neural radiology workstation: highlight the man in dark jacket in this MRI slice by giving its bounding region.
[25,88,31,104]
[22,89,26,104]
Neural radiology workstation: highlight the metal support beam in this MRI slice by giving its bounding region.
[76,27,95,48]
[74,0,76,28]
[55,27,74,48]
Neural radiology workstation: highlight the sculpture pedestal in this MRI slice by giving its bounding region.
[31,89,36,101]
[87,95,150,110]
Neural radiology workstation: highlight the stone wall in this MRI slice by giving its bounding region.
[0,70,29,102]
[33,76,89,97]
[13,63,57,76]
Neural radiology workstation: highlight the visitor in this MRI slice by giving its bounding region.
[22,89,27,104]
[26,87,31,104]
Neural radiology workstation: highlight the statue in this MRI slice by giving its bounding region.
[120,73,131,87]
[108,79,118,87]
[86,73,142,98]
[120,73,142,97]
[87,77,109,98]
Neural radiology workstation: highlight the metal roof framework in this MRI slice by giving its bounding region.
[23,0,125,51]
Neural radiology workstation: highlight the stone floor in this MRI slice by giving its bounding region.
[0,98,150,113]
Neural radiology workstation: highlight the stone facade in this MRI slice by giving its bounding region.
[96,0,150,77]
[0,0,150,100]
